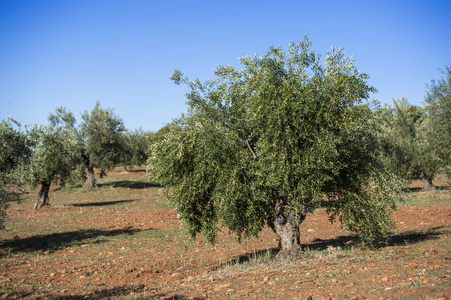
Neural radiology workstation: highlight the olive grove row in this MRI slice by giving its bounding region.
[1,38,449,257]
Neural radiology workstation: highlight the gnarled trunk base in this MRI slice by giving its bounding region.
[82,152,97,190]
[34,182,51,210]
[422,173,436,191]
[83,164,97,190]
[269,198,306,260]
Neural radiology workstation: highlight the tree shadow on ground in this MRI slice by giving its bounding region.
[404,185,449,193]
[1,285,203,300]
[97,180,161,189]
[125,169,146,173]
[70,199,136,207]
[390,226,448,246]
[0,226,153,256]
[218,248,279,268]
[303,225,447,251]
[220,226,448,268]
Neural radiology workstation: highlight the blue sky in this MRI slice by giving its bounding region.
[1,0,450,132]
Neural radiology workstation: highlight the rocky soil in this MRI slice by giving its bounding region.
[1,170,449,299]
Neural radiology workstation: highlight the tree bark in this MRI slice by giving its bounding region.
[82,152,97,190]
[34,182,51,210]
[421,172,436,191]
[268,197,306,260]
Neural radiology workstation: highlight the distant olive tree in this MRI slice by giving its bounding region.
[0,118,34,227]
[31,107,81,209]
[80,101,130,189]
[122,128,153,168]
[148,38,403,259]
[378,97,444,190]
[425,65,451,182]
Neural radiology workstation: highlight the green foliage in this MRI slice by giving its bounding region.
[415,114,442,181]
[425,65,451,180]
[122,128,153,167]
[377,98,424,179]
[378,96,442,186]
[0,118,33,229]
[378,65,451,187]
[152,123,181,144]
[80,101,131,171]
[149,37,401,249]
[28,108,82,188]
[29,126,79,187]
[48,106,76,129]
[325,103,404,248]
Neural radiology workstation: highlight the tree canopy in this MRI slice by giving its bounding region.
[148,38,402,258]
[122,128,153,168]
[377,65,451,190]
[377,99,440,187]
[80,101,130,189]
[30,107,81,209]
[0,118,34,228]
[425,65,451,180]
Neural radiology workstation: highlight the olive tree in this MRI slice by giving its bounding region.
[425,65,451,181]
[148,38,402,259]
[31,107,81,209]
[80,101,130,189]
[378,98,442,190]
[122,128,153,168]
[415,113,442,190]
[0,118,33,228]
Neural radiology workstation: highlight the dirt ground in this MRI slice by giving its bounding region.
[1,170,450,299]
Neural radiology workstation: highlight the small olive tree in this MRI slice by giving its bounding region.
[148,38,402,259]
[31,107,81,209]
[425,65,451,181]
[122,128,153,168]
[80,102,130,189]
[377,98,441,190]
[0,118,33,228]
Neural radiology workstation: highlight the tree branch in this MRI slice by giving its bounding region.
[245,139,257,160]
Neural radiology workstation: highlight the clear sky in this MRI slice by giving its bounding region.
[1,0,450,132]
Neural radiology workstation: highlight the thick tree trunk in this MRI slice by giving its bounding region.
[83,164,97,190]
[268,198,306,260]
[82,152,97,190]
[421,172,436,191]
[34,182,51,210]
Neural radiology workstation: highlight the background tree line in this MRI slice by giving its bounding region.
[1,41,450,254]
[1,101,158,216]
[376,66,450,191]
